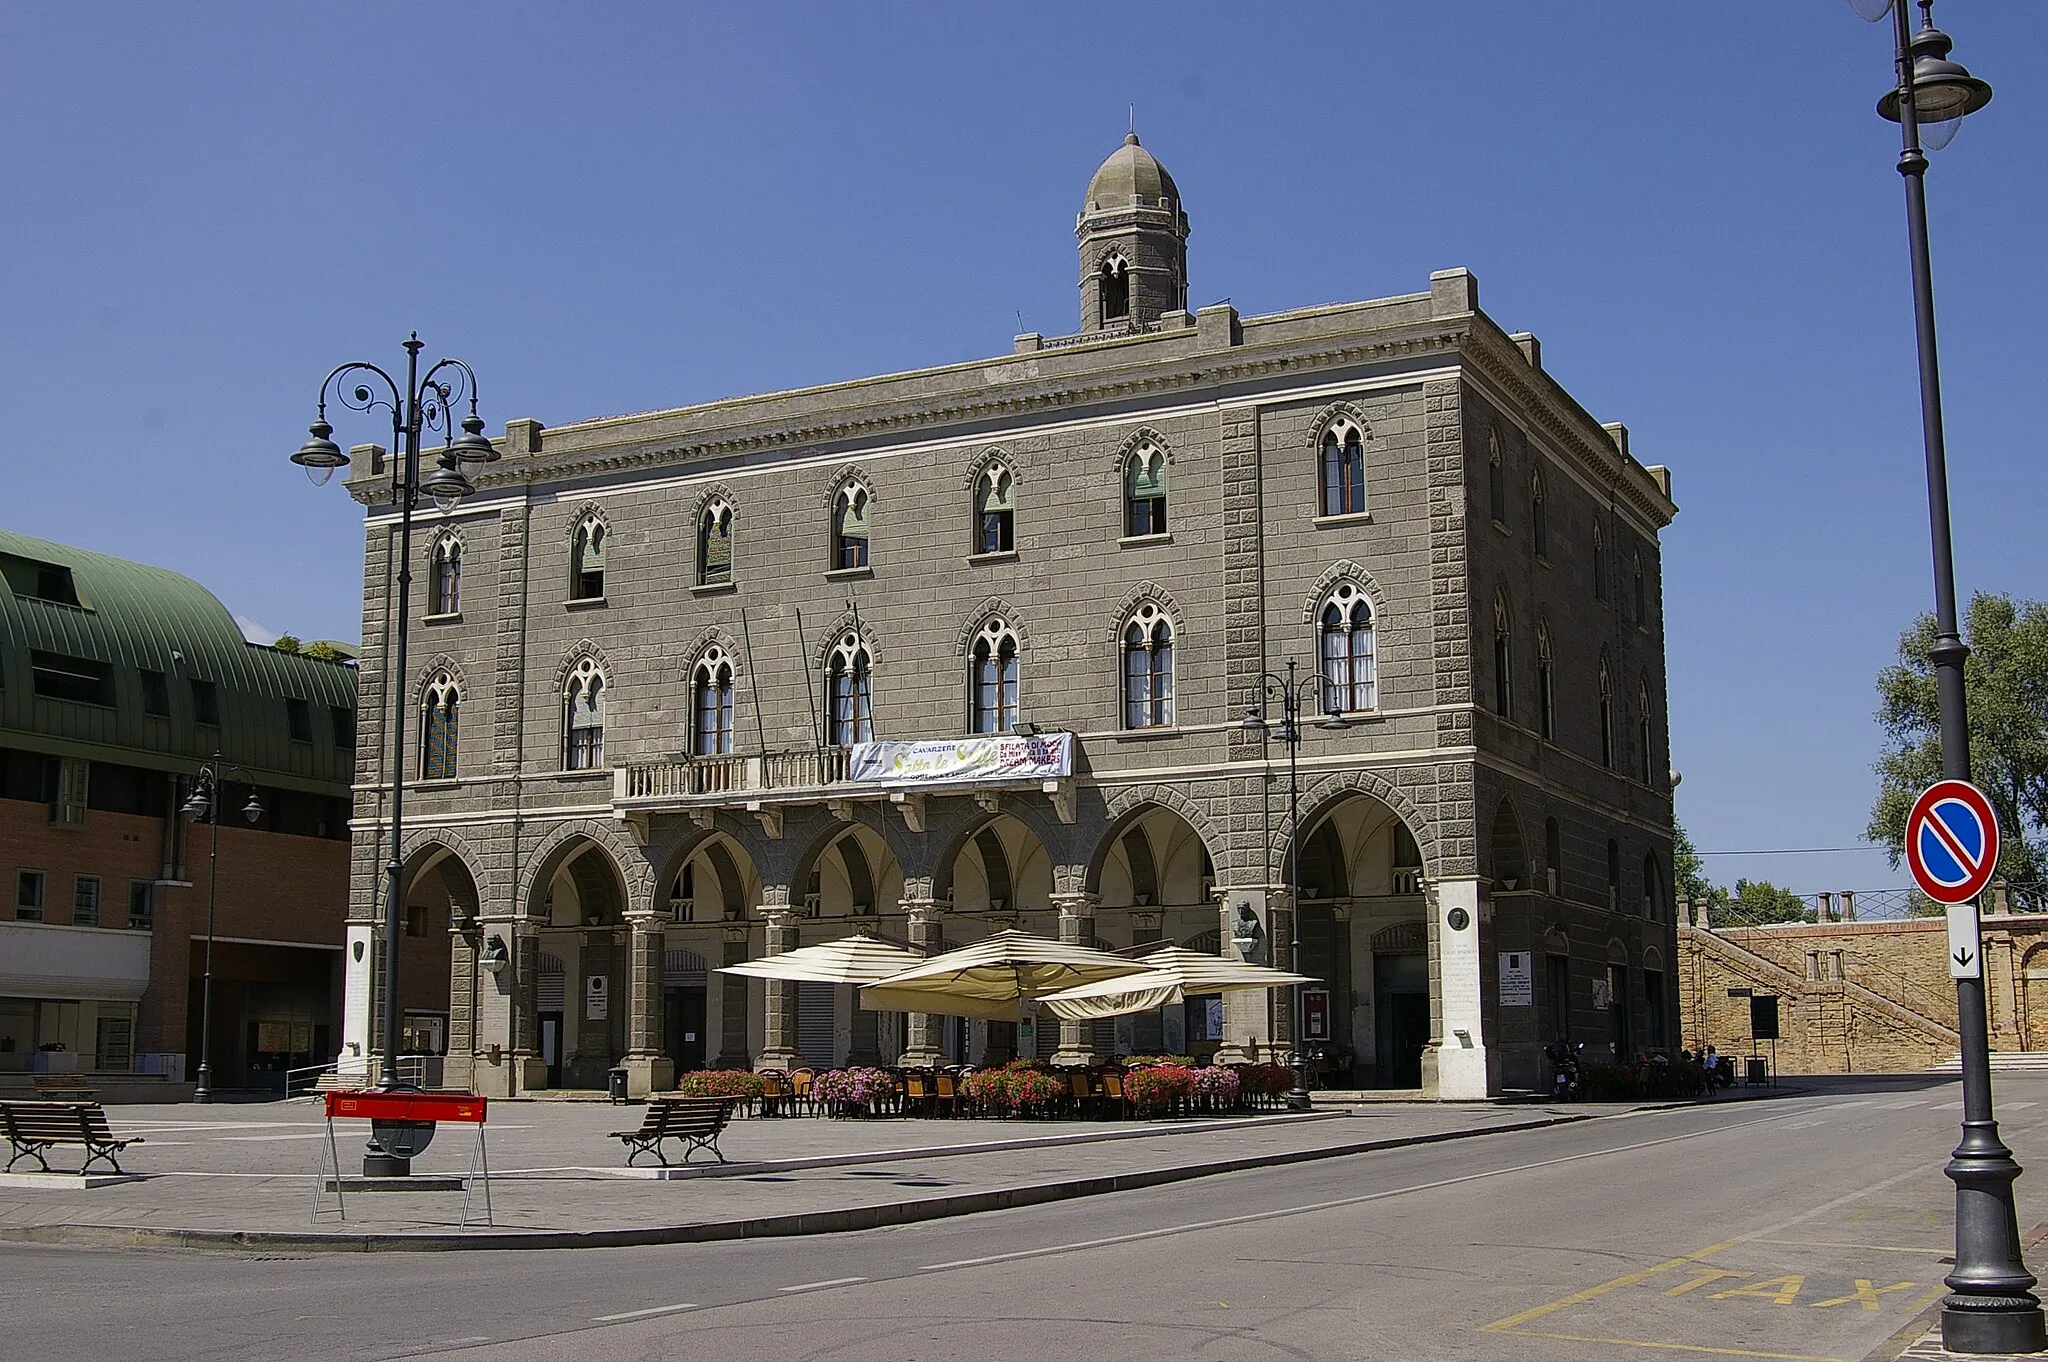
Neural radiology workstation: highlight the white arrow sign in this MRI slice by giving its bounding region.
[1948,899,1983,980]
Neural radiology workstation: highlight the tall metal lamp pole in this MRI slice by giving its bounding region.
[289,337,499,1117]
[181,756,263,1104]
[1242,659,1348,1111]
[1852,1,2041,1350]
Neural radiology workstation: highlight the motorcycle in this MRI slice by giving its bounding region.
[1544,1041,1584,1101]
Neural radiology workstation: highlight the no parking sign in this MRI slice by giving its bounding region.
[1905,779,2001,980]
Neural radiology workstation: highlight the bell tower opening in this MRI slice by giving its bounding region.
[1077,131,1190,334]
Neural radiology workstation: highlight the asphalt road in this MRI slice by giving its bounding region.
[8,1076,2042,1362]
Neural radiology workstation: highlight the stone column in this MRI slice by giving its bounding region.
[755,906,801,1071]
[445,925,478,1093]
[1052,891,1105,1068]
[504,920,548,1095]
[714,925,752,1070]
[1214,886,1277,1065]
[898,897,947,1069]
[1421,877,1494,1099]
[1267,889,1299,1066]
[621,912,675,1098]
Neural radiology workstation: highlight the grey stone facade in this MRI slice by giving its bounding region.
[336,138,1679,1099]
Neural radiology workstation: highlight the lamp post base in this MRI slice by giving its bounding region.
[193,1065,212,1105]
[1941,1303,2046,1355]
[1286,1089,1314,1112]
[362,1153,413,1178]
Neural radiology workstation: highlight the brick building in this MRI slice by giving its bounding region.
[339,134,1680,1099]
[0,530,355,1095]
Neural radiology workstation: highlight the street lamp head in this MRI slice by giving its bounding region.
[447,412,501,465]
[1239,706,1267,733]
[241,791,265,824]
[420,453,475,514]
[180,787,211,822]
[290,418,348,487]
[1877,14,1992,149]
[1315,709,1352,732]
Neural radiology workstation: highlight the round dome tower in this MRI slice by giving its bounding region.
[1076,132,1189,334]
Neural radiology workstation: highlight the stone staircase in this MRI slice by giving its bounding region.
[1928,1051,2048,1074]
[1687,927,1961,1054]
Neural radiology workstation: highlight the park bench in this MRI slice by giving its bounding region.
[612,1095,736,1167]
[1,1100,143,1175]
[30,1074,98,1101]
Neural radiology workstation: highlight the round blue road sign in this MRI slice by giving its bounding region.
[1906,779,2001,905]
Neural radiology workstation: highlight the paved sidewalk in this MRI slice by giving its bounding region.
[0,1094,1754,1251]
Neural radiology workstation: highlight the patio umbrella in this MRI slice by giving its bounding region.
[858,928,1163,1022]
[717,931,926,985]
[1036,945,1317,1021]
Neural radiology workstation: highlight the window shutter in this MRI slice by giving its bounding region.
[1127,453,1165,500]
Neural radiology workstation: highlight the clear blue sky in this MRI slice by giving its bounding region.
[3,4,2042,897]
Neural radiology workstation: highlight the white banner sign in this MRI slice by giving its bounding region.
[847,733,1073,787]
[1947,900,1983,980]
[1498,951,1534,1007]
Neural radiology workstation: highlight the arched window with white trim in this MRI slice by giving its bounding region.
[698,500,734,587]
[693,647,735,757]
[1320,422,1366,517]
[976,466,1015,555]
[1537,619,1556,741]
[1488,427,1507,525]
[1122,603,1174,729]
[564,657,606,771]
[1531,466,1549,558]
[421,671,460,780]
[1100,253,1130,322]
[1638,681,1654,785]
[969,618,1019,734]
[429,535,461,616]
[571,513,606,600]
[833,484,870,570]
[1124,445,1167,537]
[827,635,872,746]
[1318,583,1376,712]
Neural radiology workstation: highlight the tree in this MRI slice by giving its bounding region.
[272,634,302,654]
[1725,878,1809,925]
[305,641,343,663]
[1868,593,2048,902]
[1674,820,1716,906]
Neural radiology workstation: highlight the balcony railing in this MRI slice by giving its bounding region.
[617,747,852,806]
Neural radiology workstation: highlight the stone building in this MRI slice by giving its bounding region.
[0,530,356,1096]
[337,135,1680,1099]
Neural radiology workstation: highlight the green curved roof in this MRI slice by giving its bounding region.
[0,529,356,792]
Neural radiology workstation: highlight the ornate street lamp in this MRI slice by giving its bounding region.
[1850,2,2038,1352]
[1241,659,1349,1111]
[181,756,263,1104]
[291,337,498,1142]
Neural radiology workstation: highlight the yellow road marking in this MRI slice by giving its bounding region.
[1665,1270,1754,1297]
[1482,1239,1748,1332]
[1810,1280,1916,1311]
[1710,1276,1806,1305]
[1746,1240,1947,1255]
[1486,1329,1843,1361]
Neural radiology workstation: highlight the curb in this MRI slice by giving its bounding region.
[0,1109,1612,1254]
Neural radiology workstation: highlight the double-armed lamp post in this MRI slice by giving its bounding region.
[181,757,263,1104]
[289,336,498,1119]
[1242,659,1348,1111]
[1849,1,2039,1351]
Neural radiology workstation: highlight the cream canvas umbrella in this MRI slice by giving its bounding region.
[1036,945,1316,1021]
[858,928,1163,1022]
[717,932,927,985]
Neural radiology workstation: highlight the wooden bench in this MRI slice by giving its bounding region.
[30,1074,98,1101]
[1,1100,143,1175]
[611,1096,736,1167]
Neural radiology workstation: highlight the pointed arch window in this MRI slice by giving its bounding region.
[571,513,606,600]
[692,647,736,757]
[969,618,1020,734]
[429,536,462,616]
[827,635,872,746]
[1492,594,1513,720]
[1638,682,1655,785]
[421,672,460,780]
[1537,620,1556,741]
[976,466,1015,555]
[1320,422,1366,517]
[1318,583,1376,712]
[833,484,870,571]
[698,500,734,586]
[1100,254,1130,322]
[1597,657,1614,770]
[1593,522,1608,602]
[564,657,606,771]
[1488,428,1507,525]
[1531,466,1549,558]
[1125,445,1168,537]
[1122,603,1174,729]
[1631,549,1646,625]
